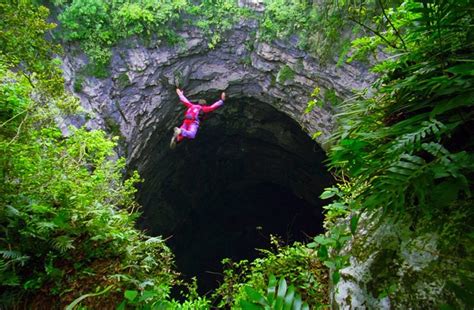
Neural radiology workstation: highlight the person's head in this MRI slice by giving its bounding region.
[198,99,207,105]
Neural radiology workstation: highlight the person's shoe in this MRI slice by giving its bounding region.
[170,127,181,149]
[170,136,177,149]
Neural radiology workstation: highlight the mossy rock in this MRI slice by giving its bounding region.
[116,73,131,89]
[73,75,85,93]
[79,62,110,79]
[276,65,295,84]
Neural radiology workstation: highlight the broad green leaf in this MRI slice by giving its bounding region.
[267,274,277,305]
[283,285,295,310]
[139,289,157,302]
[292,294,302,310]
[323,261,336,269]
[245,286,267,305]
[275,278,287,309]
[240,300,264,310]
[350,215,359,235]
[5,205,20,217]
[387,166,413,176]
[446,64,474,76]
[332,271,341,284]
[320,190,336,199]
[312,131,322,140]
[431,92,474,117]
[318,245,328,260]
[117,301,126,310]
[124,290,138,301]
[66,286,112,310]
[314,235,335,246]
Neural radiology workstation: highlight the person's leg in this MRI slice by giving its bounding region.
[171,121,187,148]
[179,121,199,139]
[177,120,191,142]
[176,126,184,142]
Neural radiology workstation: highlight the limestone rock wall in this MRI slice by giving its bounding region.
[331,209,463,309]
[61,20,374,172]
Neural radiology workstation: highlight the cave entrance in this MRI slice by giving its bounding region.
[136,97,332,294]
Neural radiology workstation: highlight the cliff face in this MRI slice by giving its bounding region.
[62,20,417,307]
[61,21,373,159]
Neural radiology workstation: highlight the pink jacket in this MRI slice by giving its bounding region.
[178,93,224,123]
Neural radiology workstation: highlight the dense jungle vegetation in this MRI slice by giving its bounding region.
[1,0,473,308]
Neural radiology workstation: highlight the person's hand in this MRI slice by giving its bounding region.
[176,88,183,96]
[221,92,226,101]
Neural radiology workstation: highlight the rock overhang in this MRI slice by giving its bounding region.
[62,21,374,168]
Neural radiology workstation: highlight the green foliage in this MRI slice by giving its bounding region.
[307,231,351,285]
[117,277,211,309]
[79,62,110,79]
[73,75,85,92]
[56,0,248,76]
[188,0,248,48]
[103,116,122,139]
[0,3,178,307]
[276,65,295,84]
[3,0,473,307]
[323,89,341,106]
[311,131,322,140]
[58,0,188,75]
[240,275,310,310]
[320,0,474,307]
[0,71,178,305]
[308,186,354,283]
[260,0,320,53]
[259,0,379,62]
[116,72,131,89]
[0,1,64,95]
[214,237,329,308]
[328,0,474,213]
[304,87,321,114]
[65,286,113,310]
[336,39,351,67]
[53,0,396,74]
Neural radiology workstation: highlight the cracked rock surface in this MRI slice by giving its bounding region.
[62,21,374,167]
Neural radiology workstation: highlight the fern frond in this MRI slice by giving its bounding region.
[35,221,58,233]
[5,205,20,217]
[51,235,75,253]
[389,120,446,154]
[0,250,23,260]
[144,237,163,244]
[0,253,30,267]
[383,155,426,185]
[421,142,450,157]
[0,272,20,286]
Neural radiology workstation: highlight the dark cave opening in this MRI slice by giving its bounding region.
[135,97,333,294]
[169,181,324,295]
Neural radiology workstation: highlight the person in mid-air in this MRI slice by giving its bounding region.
[170,88,226,148]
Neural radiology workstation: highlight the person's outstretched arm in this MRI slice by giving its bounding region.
[176,88,192,108]
[202,92,226,113]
